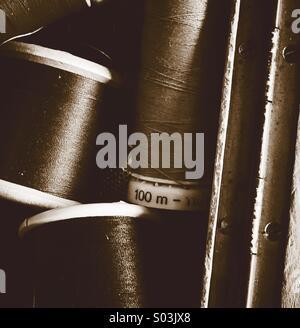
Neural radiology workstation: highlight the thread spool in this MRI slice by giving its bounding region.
[0,41,116,206]
[123,1,230,306]
[128,0,231,211]
[19,203,150,308]
[0,41,117,307]
[19,203,206,307]
[0,0,105,45]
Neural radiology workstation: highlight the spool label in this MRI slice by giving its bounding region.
[128,178,208,211]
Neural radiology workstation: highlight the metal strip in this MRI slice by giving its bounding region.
[246,0,300,308]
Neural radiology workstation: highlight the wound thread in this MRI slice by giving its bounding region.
[0,41,116,204]
[128,0,231,209]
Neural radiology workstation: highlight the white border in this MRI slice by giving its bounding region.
[0,179,79,209]
[19,202,151,237]
[0,42,112,84]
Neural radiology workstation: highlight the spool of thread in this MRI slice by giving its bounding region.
[0,41,116,206]
[0,0,105,44]
[19,203,206,307]
[19,203,151,308]
[128,0,231,211]
[123,1,230,306]
[0,40,116,307]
